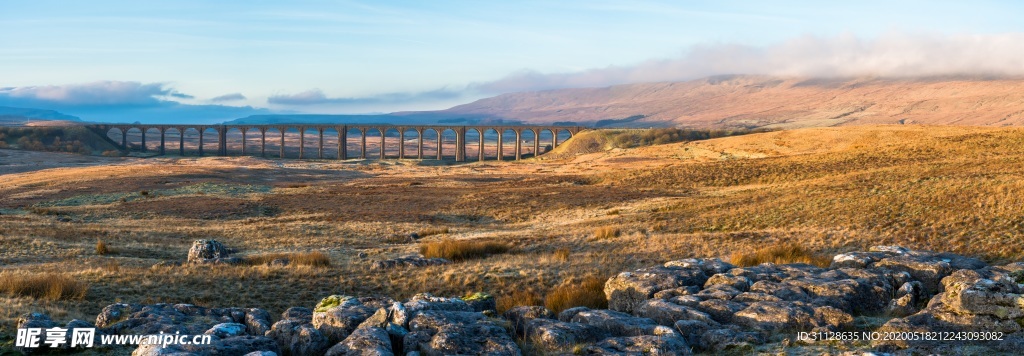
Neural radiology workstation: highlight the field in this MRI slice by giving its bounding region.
[2,124,1024,346]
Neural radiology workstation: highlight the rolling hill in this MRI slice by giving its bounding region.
[438,75,1024,129]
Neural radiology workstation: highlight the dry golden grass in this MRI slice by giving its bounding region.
[730,243,832,268]
[420,239,510,261]
[417,226,450,237]
[551,248,571,262]
[7,125,1024,338]
[0,272,88,301]
[497,289,543,314]
[593,226,621,239]
[96,239,110,255]
[544,276,608,314]
[244,251,331,267]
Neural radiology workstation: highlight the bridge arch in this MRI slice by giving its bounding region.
[499,128,518,161]
[439,128,458,160]
[520,129,538,159]
[466,128,483,161]
[382,127,401,159]
[224,127,244,155]
[142,127,161,152]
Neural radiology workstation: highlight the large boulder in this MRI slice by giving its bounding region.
[405,310,520,356]
[873,269,1024,352]
[265,320,330,356]
[312,296,377,344]
[733,301,817,332]
[605,266,709,313]
[187,239,238,264]
[324,326,393,356]
[524,318,606,350]
[96,303,262,336]
[634,299,718,326]
[568,309,676,337]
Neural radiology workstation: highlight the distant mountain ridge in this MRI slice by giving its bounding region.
[436,75,1024,129]
[0,106,80,123]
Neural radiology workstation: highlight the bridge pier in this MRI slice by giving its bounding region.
[299,128,305,159]
[279,128,285,158]
[515,130,522,160]
[380,129,386,160]
[178,127,185,156]
[318,128,324,159]
[198,128,204,156]
[218,126,227,156]
[533,129,540,157]
[338,127,347,159]
[496,131,503,161]
[417,130,424,159]
[359,129,367,159]
[159,129,165,155]
[260,129,266,157]
[437,131,443,160]
[456,128,466,162]
[399,130,406,159]
[478,132,485,161]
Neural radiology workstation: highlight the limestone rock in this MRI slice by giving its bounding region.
[370,256,451,271]
[584,335,691,355]
[406,310,520,355]
[265,320,329,356]
[324,326,393,356]
[605,266,709,313]
[569,309,675,337]
[634,299,718,326]
[187,239,236,264]
[663,258,735,275]
[524,318,605,350]
[313,298,377,344]
[502,305,554,336]
[733,301,817,332]
[704,273,752,292]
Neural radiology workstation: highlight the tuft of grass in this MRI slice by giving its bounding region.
[96,239,110,255]
[417,226,450,237]
[244,251,331,267]
[497,290,543,314]
[544,276,608,314]
[552,248,571,262]
[0,272,88,301]
[593,226,621,240]
[419,239,509,261]
[730,243,832,267]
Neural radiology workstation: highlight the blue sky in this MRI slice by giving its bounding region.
[2,0,1023,122]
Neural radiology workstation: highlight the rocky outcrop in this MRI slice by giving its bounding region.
[369,255,451,270]
[186,239,240,264]
[17,246,1022,355]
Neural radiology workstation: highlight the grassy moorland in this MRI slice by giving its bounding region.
[1,124,1023,344]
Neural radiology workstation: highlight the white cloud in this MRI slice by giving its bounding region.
[0,81,189,106]
[472,32,1024,93]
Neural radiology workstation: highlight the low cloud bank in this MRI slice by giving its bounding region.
[473,33,1024,93]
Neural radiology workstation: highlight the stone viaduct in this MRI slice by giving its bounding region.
[86,124,585,162]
